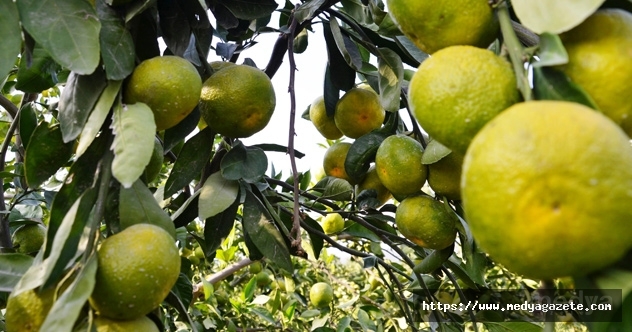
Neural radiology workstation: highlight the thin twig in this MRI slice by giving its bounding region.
[285,12,305,255]
[0,94,18,119]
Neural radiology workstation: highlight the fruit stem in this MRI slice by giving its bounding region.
[497,1,533,101]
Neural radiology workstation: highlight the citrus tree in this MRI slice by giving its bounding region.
[1,0,631,331]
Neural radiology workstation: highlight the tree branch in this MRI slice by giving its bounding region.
[0,106,22,252]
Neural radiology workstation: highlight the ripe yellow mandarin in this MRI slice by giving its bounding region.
[386,0,499,54]
[124,56,202,131]
[199,64,276,138]
[335,88,385,139]
[462,101,632,279]
[309,96,343,140]
[323,142,354,183]
[427,151,464,201]
[409,45,520,154]
[375,135,427,197]
[559,9,632,137]
[89,224,181,320]
[5,287,55,332]
[395,195,457,250]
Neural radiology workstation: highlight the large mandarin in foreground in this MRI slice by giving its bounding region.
[89,224,181,320]
[462,101,632,279]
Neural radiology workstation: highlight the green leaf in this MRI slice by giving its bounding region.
[18,103,38,149]
[511,0,605,34]
[58,69,108,143]
[216,0,278,20]
[45,133,107,257]
[203,199,239,255]
[323,64,341,117]
[294,0,326,23]
[311,177,354,201]
[164,127,215,197]
[0,0,21,81]
[532,66,599,109]
[484,322,543,332]
[40,255,97,332]
[15,45,60,93]
[157,0,192,57]
[42,188,97,289]
[394,36,428,66]
[302,216,324,260]
[119,180,176,239]
[166,289,199,332]
[344,131,389,183]
[254,143,305,159]
[243,276,257,302]
[421,140,452,165]
[111,102,156,188]
[242,191,293,272]
[97,0,135,80]
[170,273,194,309]
[24,122,74,188]
[220,141,268,183]
[344,222,381,242]
[0,253,34,292]
[413,245,454,274]
[75,80,122,157]
[336,316,352,332]
[533,33,569,68]
[17,0,100,74]
[377,48,404,112]
[330,19,363,71]
[199,172,240,220]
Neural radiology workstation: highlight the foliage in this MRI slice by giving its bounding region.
[0,0,631,331]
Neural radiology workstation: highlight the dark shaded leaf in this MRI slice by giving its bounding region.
[323,21,356,91]
[221,141,268,183]
[158,0,192,56]
[203,198,239,255]
[216,0,278,20]
[377,47,403,112]
[17,0,101,74]
[344,131,389,183]
[0,0,21,81]
[532,66,598,109]
[294,0,326,23]
[413,244,454,274]
[58,69,107,143]
[163,107,201,153]
[119,180,176,238]
[0,253,34,292]
[166,289,199,332]
[24,122,74,188]
[126,9,161,62]
[15,45,60,93]
[45,133,108,256]
[170,273,194,309]
[344,222,381,242]
[394,36,428,65]
[302,215,324,260]
[97,0,135,80]
[323,64,340,117]
[330,19,363,70]
[165,126,215,196]
[18,103,38,149]
[242,191,293,272]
